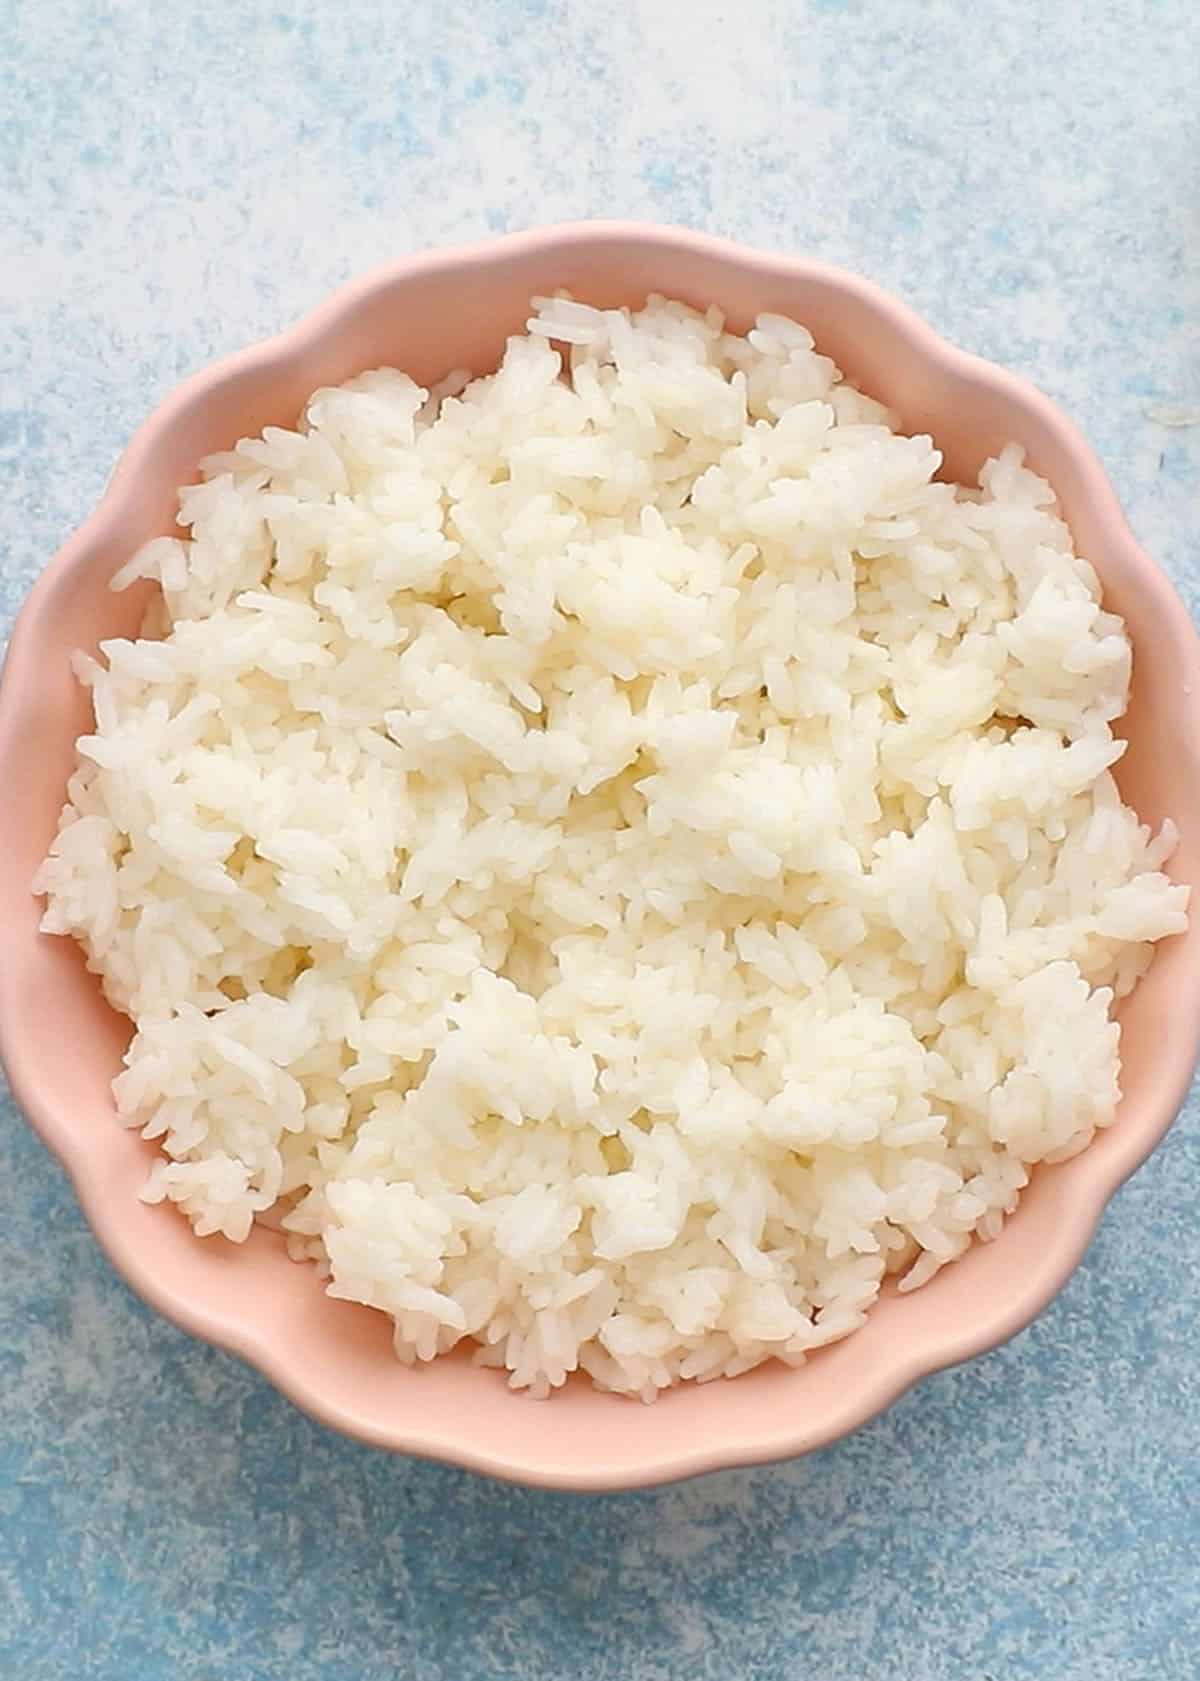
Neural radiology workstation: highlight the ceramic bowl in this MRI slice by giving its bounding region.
[3,222,1199,1489]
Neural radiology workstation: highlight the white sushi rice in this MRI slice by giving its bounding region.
[36,295,1188,1400]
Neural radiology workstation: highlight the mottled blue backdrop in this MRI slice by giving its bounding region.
[2,1,1198,1676]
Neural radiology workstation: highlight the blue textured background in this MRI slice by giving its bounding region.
[2,2,1198,1676]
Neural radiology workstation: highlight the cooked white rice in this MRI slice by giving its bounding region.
[35,294,1188,1400]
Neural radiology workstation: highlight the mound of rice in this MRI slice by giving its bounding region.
[36,295,1188,1399]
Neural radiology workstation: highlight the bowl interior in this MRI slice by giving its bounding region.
[4,228,1200,1487]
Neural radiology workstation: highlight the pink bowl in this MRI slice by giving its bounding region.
[3,222,1199,1489]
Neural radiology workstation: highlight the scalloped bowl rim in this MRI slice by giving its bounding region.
[3,222,1200,1489]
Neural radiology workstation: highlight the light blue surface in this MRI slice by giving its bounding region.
[2,2,1198,1675]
